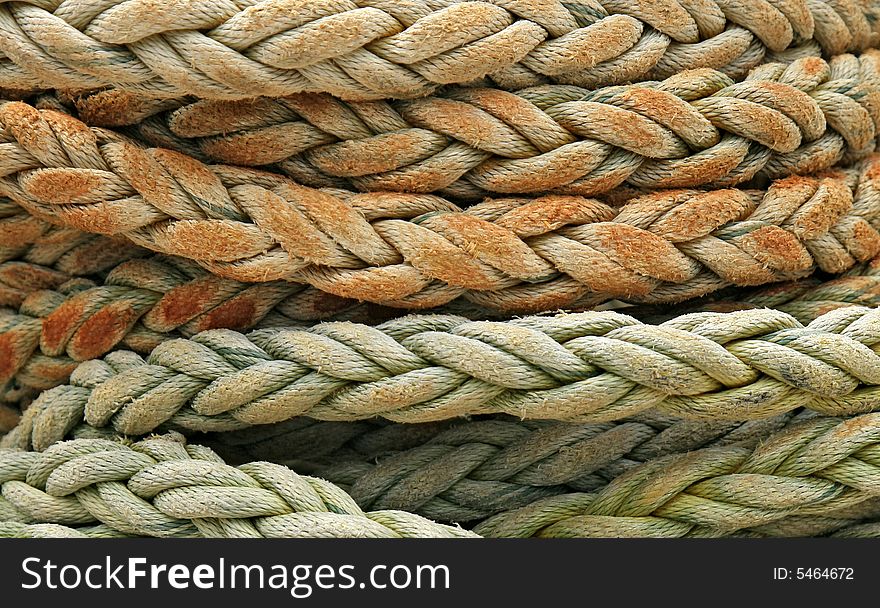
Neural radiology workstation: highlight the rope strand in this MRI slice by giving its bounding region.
[0,0,876,100]
[58,53,880,197]
[7,306,880,451]
[3,99,880,310]
[473,412,880,537]
[0,432,477,538]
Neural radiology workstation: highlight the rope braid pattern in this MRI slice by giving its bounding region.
[1,198,147,305]
[69,54,880,198]
[4,101,880,311]
[8,305,880,450]
[0,254,454,398]
[6,414,880,538]
[204,412,797,524]
[13,243,880,408]
[210,411,880,538]
[471,412,880,537]
[625,251,880,324]
[0,0,876,101]
[0,432,477,538]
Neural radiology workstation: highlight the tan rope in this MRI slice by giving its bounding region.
[3,99,880,310]
[59,53,880,198]
[0,1,876,100]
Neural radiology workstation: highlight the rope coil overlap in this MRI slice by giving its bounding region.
[4,0,880,539]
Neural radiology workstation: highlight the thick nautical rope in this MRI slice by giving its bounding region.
[0,0,876,100]
[4,101,880,310]
[5,414,880,538]
[470,412,880,537]
[63,54,880,198]
[0,433,477,538]
[0,254,435,398]
[203,411,796,524]
[8,306,880,451]
[1,197,146,291]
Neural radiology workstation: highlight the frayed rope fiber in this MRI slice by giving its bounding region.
[8,306,880,453]
[4,100,880,311]
[1,1,877,100]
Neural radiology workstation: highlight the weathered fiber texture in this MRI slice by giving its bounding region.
[214,412,880,537]
[59,54,880,198]
[204,411,797,524]
[0,255,416,397]
[623,250,880,324]
[469,412,880,537]
[92,54,880,199]
[0,1,876,100]
[4,101,880,311]
[1,198,147,306]
[0,432,477,538]
[9,305,880,452]
[6,413,880,538]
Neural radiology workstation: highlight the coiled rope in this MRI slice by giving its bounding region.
[0,432,477,538]
[1,1,877,100]
[8,306,880,450]
[205,412,796,524]
[76,53,880,198]
[5,413,880,538]
[4,99,880,310]
[472,412,880,537]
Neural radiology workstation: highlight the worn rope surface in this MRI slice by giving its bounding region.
[1,1,877,100]
[206,411,796,524]
[0,255,403,395]
[56,54,880,198]
[6,413,880,538]
[4,99,880,310]
[471,412,880,537]
[9,306,880,451]
[0,432,477,538]
[1,198,146,301]
[87,53,880,198]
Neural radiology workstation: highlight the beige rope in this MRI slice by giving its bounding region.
[0,432,477,538]
[0,1,876,100]
[60,53,880,198]
[8,306,880,452]
[3,98,880,310]
[473,412,880,537]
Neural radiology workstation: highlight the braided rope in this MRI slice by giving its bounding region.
[1,197,146,283]
[8,306,880,451]
[204,412,795,524]
[5,414,880,538]
[0,254,442,397]
[1,1,876,100]
[0,432,477,538]
[65,54,880,198]
[4,101,880,310]
[471,412,880,537]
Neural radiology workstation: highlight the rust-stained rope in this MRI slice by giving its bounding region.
[3,98,880,310]
[62,54,880,198]
[0,255,420,398]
